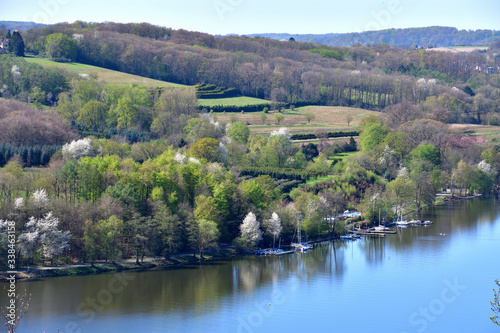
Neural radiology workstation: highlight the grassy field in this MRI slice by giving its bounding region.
[198,96,270,108]
[25,57,185,88]
[214,105,378,134]
[449,124,500,141]
[430,46,488,53]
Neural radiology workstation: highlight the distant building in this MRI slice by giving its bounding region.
[0,38,9,53]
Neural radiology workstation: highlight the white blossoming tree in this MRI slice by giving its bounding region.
[478,160,493,174]
[11,64,21,84]
[240,212,262,248]
[32,189,49,208]
[262,212,282,248]
[174,152,187,164]
[62,138,92,160]
[14,197,24,210]
[269,127,292,140]
[18,212,70,265]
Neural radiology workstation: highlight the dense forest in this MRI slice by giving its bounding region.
[253,26,500,48]
[0,22,500,270]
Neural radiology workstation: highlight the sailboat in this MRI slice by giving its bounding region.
[373,209,390,231]
[395,210,409,227]
[291,217,312,252]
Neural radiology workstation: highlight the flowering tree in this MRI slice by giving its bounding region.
[14,197,24,210]
[18,212,70,265]
[62,138,92,160]
[240,212,262,248]
[269,127,291,140]
[262,212,282,248]
[32,189,49,208]
[478,160,493,174]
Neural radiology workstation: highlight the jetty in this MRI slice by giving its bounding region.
[347,229,396,237]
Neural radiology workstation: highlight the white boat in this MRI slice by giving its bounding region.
[394,211,408,226]
[373,225,391,231]
[292,243,312,252]
[340,234,354,240]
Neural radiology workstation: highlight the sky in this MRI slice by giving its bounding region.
[1,0,499,35]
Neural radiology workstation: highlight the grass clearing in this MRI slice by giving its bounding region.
[306,175,336,185]
[198,96,270,108]
[430,46,488,53]
[449,124,500,141]
[25,57,185,88]
[331,151,360,161]
[214,105,378,135]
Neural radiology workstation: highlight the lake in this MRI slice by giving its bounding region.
[4,197,500,333]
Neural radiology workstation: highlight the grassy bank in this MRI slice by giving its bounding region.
[25,57,185,88]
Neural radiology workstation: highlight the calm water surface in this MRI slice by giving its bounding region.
[4,197,500,333]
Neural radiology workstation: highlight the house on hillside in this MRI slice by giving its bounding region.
[0,38,9,53]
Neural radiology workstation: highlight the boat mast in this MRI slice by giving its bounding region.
[297,217,302,244]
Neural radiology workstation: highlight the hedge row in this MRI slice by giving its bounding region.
[240,166,326,181]
[291,131,360,140]
[0,144,61,168]
[195,84,240,99]
[199,100,318,113]
[276,179,305,193]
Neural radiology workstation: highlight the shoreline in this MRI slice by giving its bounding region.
[1,195,488,283]
[0,250,236,282]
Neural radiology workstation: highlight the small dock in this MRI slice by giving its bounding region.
[348,229,396,237]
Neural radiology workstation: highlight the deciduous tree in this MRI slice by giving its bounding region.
[303,113,316,124]
[240,212,262,248]
[227,121,250,144]
[188,138,220,162]
[196,219,219,259]
[45,33,77,61]
[273,113,285,125]
[262,212,282,248]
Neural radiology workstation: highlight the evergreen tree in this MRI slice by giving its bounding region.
[6,29,11,39]
[10,31,25,57]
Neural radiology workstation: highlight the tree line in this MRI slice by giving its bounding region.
[254,27,500,48]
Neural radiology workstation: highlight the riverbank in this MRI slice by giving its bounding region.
[0,249,237,282]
